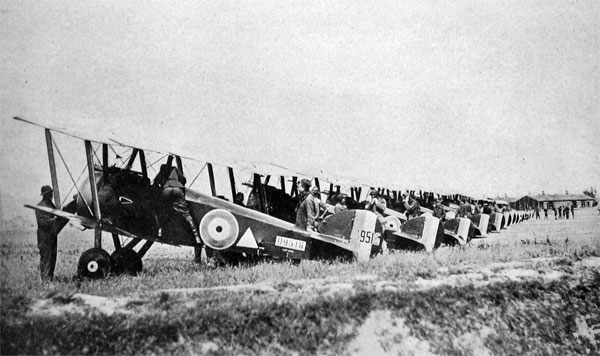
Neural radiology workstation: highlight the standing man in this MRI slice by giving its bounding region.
[558,206,563,219]
[570,205,575,219]
[543,206,548,220]
[36,185,58,282]
[295,179,320,231]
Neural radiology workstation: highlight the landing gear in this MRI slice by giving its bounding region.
[110,248,143,275]
[78,248,112,279]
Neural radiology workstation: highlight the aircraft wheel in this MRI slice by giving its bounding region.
[78,248,112,279]
[111,248,143,275]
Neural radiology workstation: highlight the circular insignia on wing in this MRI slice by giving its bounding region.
[199,209,240,250]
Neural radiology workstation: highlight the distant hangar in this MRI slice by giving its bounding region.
[511,193,595,210]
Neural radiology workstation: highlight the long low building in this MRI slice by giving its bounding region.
[511,193,596,210]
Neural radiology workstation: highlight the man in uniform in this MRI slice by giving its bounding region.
[295,179,320,231]
[161,167,206,263]
[35,185,59,282]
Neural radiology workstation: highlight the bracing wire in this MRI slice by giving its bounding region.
[52,138,94,217]
[189,162,207,189]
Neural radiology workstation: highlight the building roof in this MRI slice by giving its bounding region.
[524,194,594,202]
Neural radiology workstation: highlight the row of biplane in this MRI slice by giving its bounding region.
[15,117,533,278]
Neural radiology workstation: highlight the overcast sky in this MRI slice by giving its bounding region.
[1,0,599,218]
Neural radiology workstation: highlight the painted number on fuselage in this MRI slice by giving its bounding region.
[359,230,375,244]
[275,236,306,251]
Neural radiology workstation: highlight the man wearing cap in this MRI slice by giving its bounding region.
[36,185,59,281]
[295,179,320,231]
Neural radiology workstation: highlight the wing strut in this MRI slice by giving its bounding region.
[207,163,217,196]
[139,150,147,178]
[45,129,61,207]
[85,140,102,248]
[228,167,237,198]
[102,144,109,171]
[125,149,139,170]
[291,177,298,197]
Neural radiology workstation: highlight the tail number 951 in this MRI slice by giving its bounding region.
[359,230,377,244]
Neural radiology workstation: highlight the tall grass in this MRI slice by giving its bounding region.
[1,209,599,355]
[1,209,599,298]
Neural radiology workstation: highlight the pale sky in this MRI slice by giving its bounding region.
[1,0,599,219]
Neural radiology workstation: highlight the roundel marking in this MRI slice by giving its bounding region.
[384,216,401,232]
[199,209,240,250]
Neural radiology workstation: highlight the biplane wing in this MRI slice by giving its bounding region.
[25,204,142,240]
[15,115,385,279]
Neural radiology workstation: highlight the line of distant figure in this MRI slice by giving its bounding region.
[532,205,576,220]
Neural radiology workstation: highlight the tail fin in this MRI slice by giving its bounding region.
[457,218,472,243]
[316,210,379,262]
[389,213,440,252]
[477,214,490,237]
[349,210,379,262]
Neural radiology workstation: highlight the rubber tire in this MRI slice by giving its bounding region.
[78,248,112,279]
[110,248,143,275]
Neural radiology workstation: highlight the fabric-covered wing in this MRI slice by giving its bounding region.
[24,204,138,239]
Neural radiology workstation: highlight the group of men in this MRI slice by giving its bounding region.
[535,205,575,220]
[293,182,424,232]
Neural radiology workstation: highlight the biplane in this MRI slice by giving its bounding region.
[15,117,383,278]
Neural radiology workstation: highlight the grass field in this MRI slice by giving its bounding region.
[1,208,599,355]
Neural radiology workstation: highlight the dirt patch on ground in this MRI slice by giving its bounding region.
[27,256,600,319]
[345,310,436,356]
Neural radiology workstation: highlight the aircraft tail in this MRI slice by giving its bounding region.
[477,214,490,237]
[316,210,380,262]
[385,213,441,252]
[348,210,380,262]
[489,213,503,232]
